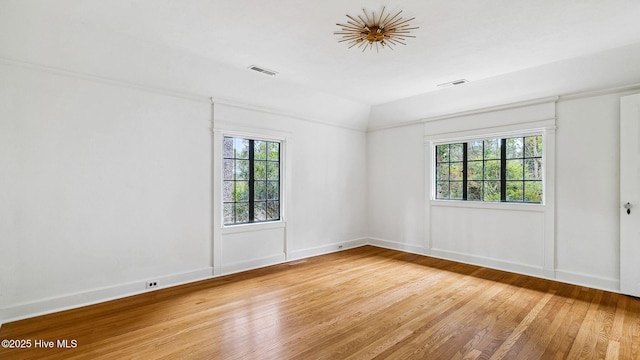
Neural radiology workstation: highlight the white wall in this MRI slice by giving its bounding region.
[367,124,425,254]
[0,64,213,320]
[367,89,637,292]
[0,62,368,323]
[368,100,557,279]
[554,92,632,288]
[212,104,368,272]
[0,1,370,324]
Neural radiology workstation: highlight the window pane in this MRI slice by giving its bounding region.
[468,181,482,200]
[223,159,235,180]
[254,181,266,201]
[468,141,483,161]
[525,136,543,158]
[524,158,543,180]
[434,135,542,204]
[267,181,279,200]
[436,145,449,162]
[235,181,249,202]
[223,181,233,202]
[468,161,483,180]
[484,139,500,159]
[450,162,463,180]
[450,144,463,161]
[223,137,281,225]
[436,163,449,181]
[254,161,266,180]
[234,138,249,159]
[506,181,523,202]
[223,137,234,158]
[235,203,249,223]
[450,181,463,199]
[235,160,249,180]
[436,182,449,199]
[506,137,524,159]
[254,141,267,160]
[484,160,500,180]
[267,162,280,180]
[525,181,543,203]
[267,201,280,220]
[254,201,266,221]
[506,159,523,180]
[223,203,234,224]
[268,142,280,161]
[484,181,501,201]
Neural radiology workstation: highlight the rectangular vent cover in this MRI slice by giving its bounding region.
[248,65,277,76]
[437,79,469,88]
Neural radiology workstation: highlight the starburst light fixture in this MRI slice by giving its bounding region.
[335,7,418,52]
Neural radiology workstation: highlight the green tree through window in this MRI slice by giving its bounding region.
[435,135,543,203]
[223,136,281,225]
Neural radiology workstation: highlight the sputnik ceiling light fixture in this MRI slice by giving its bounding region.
[335,6,418,52]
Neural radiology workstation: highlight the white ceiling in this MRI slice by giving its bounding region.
[32,0,640,105]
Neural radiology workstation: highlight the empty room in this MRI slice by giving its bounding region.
[3,1,640,359]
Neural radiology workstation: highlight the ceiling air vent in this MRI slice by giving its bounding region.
[248,65,278,76]
[437,79,469,88]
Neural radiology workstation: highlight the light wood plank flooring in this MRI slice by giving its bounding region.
[2,246,640,359]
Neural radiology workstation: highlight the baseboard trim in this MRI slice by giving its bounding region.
[555,269,619,293]
[366,238,427,256]
[221,254,287,275]
[288,238,368,261]
[2,238,622,325]
[0,238,369,324]
[1,267,213,324]
[429,248,547,278]
[364,239,620,293]
[213,265,223,277]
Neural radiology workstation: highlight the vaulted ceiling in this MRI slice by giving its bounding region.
[31,0,640,106]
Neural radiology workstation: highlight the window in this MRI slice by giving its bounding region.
[435,135,543,203]
[223,136,281,225]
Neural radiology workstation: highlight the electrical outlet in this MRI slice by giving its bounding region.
[146,281,159,289]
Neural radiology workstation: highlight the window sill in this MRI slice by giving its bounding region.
[221,220,286,234]
[430,199,544,212]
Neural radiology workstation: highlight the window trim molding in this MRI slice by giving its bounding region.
[221,220,286,235]
[208,104,296,276]
[430,198,545,212]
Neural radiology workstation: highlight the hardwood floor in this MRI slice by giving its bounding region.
[2,246,640,359]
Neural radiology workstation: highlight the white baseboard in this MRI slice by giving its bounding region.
[213,265,223,276]
[0,238,368,324]
[221,254,287,275]
[364,238,620,294]
[288,238,368,261]
[555,269,619,293]
[3,237,620,325]
[1,267,213,324]
[367,237,427,256]
[429,248,547,278]
[429,248,620,293]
